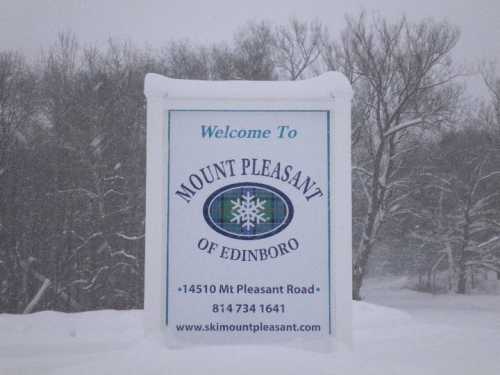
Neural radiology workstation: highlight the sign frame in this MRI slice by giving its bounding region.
[144,72,353,348]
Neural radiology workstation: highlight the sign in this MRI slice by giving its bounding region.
[144,73,352,349]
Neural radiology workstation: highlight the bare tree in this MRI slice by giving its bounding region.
[273,18,325,80]
[482,61,500,127]
[162,40,210,80]
[231,21,276,80]
[417,127,500,293]
[329,13,462,299]
[210,43,239,80]
[480,62,500,280]
[0,52,39,311]
[0,52,38,172]
[37,34,146,310]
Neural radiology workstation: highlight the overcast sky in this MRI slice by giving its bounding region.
[1,0,499,93]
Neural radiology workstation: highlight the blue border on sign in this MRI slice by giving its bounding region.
[166,110,171,326]
[166,109,332,335]
[326,111,332,335]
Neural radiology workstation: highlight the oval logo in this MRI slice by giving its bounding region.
[203,182,294,240]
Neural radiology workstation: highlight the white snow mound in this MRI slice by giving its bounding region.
[1,290,500,375]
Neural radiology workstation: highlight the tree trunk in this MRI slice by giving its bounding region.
[457,267,467,294]
[352,129,391,300]
[352,241,372,300]
[352,266,363,300]
[456,199,472,294]
[470,268,475,290]
[23,278,51,314]
[497,271,500,280]
[444,243,455,292]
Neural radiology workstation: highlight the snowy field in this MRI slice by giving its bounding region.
[1,278,500,375]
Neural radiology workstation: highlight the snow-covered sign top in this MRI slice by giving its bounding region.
[144,71,353,100]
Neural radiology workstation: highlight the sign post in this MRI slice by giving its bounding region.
[144,73,352,349]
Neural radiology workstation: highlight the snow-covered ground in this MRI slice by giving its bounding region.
[1,278,500,375]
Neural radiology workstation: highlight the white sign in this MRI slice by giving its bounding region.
[144,73,352,349]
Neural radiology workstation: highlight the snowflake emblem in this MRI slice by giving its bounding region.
[230,191,268,231]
